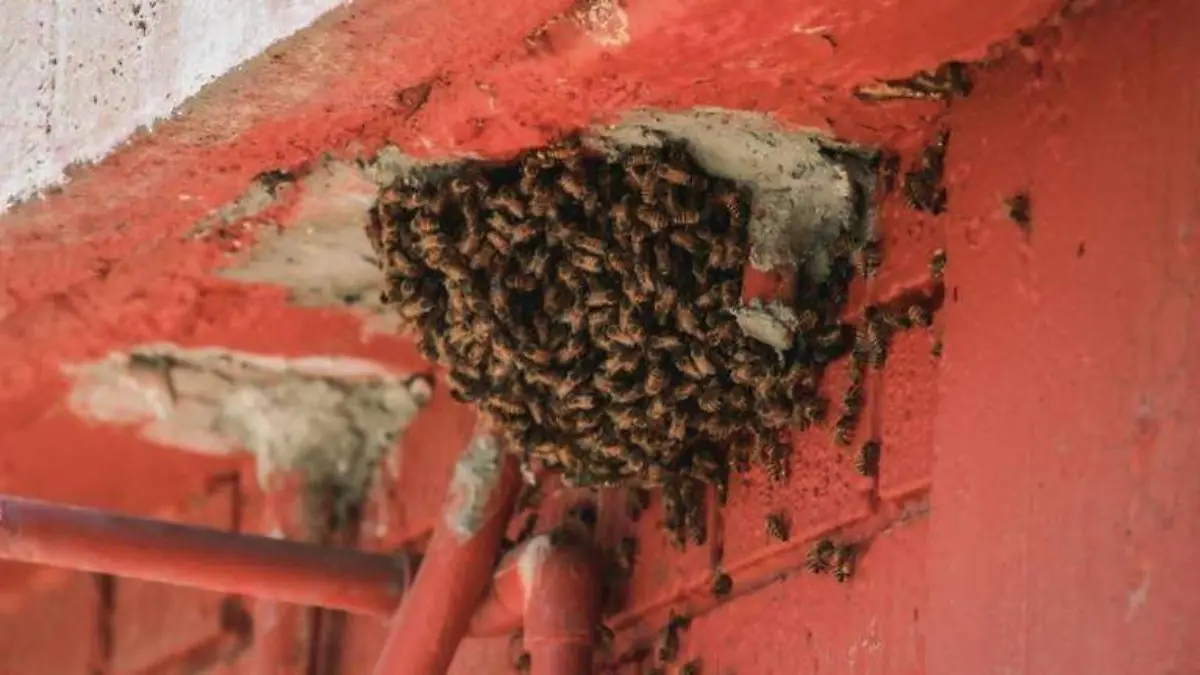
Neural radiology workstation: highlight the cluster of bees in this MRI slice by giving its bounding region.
[367,134,866,545]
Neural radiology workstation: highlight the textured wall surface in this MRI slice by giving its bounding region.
[0,0,346,210]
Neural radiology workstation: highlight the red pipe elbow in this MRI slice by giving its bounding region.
[370,433,522,675]
[469,529,602,675]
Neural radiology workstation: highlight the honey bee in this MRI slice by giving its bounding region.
[636,205,669,232]
[645,365,668,396]
[571,250,604,274]
[679,660,701,675]
[766,512,789,542]
[652,287,679,321]
[931,338,944,358]
[832,544,855,582]
[555,339,586,363]
[615,536,637,571]
[488,191,526,218]
[672,208,701,227]
[554,368,588,399]
[646,396,668,420]
[833,414,855,446]
[853,238,883,278]
[675,305,703,337]
[557,172,588,201]
[514,652,531,674]
[906,304,931,328]
[855,440,881,476]
[667,415,688,442]
[607,406,641,431]
[485,229,512,256]
[656,163,694,186]
[805,538,836,574]
[929,248,948,281]
[713,190,745,225]
[697,386,722,414]
[625,488,651,521]
[710,571,733,598]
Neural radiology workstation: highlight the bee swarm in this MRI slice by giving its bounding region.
[367,135,863,543]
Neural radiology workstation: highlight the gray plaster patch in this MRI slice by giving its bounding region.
[64,345,431,524]
[586,109,874,280]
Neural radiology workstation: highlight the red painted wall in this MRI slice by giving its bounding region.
[1,0,1198,673]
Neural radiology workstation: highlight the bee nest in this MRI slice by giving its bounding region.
[366,132,865,535]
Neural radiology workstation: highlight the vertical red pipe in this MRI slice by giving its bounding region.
[370,433,522,675]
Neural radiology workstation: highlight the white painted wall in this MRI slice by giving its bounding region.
[0,0,347,210]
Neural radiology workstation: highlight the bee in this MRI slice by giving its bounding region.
[570,250,604,274]
[833,413,855,446]
[571,233,607,257]
[710,571,733,598]
[854,238,883,278]
[544,140,582,161]
[929,248,948,281]
[793,396,827,428]
[805,538,836,574]
[855,440,881,476]
[697,385,723,414]
[655,619,681,663]
[604,350,640,377]
[652,287,679,322]
[815,324,846,349]
[557,172,588,201]
[514,652,531,674]
[645,365,668,396]
[713,190,745,225]
[832,544,855,582]
[689,345,717,378]
[636,205,669,232]
[931,338,944,358]
[488,191,526,218]
[410,214,440,237]
[529,188,557,218]
[672,208,701,227]
[675,305,703,337]
[608,406,641,431]
[615,536,638,571]
[667,415,688,442]
[656,163,694,186]
[646,396,668,420]
[843,379,865,411]
[554,368,588,398]
[679,660,701,675]
[766,512,789,542]
[554,338,586,363]
[1005,191,1032,233]
[485,229,512,256]
[906,304,931,328]
[508,222,538,245]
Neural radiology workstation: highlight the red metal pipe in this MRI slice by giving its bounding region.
[0,494,410,616]
[370,432,522,675]
[469,530,602,675]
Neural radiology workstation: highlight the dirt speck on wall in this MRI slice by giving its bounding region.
[64,345,431,519]
[587,109,873,278]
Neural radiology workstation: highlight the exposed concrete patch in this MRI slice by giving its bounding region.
[218,160,382,308]
[443,433,502,541]
[587,109,874,279]
[732,300,801,353]
[64,344,431,522]
[185,179,279,241]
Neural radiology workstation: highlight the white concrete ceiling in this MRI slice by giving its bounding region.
[0,0,348,211]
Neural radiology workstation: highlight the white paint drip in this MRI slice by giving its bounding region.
[443,434,503,541]
[517,535,554,609]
